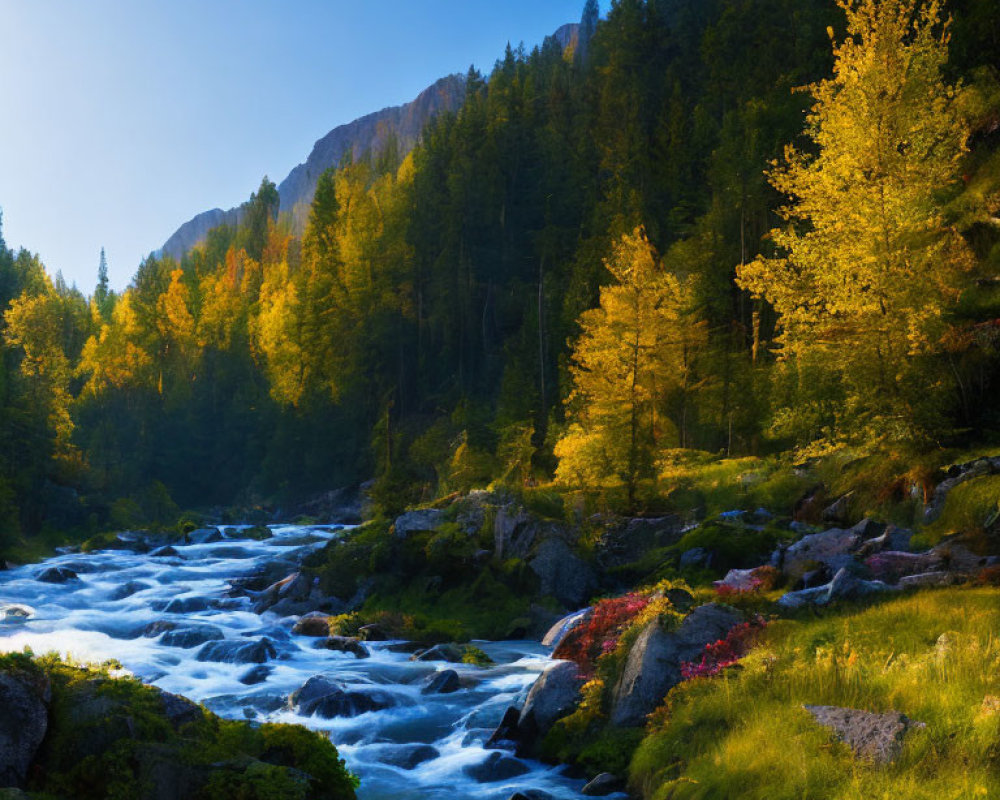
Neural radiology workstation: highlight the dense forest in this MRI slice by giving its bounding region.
[1,0,999,547]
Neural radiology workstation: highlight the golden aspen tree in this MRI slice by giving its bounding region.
[737,0,973,447]
[555,228,706,506]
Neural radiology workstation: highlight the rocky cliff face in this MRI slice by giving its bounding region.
[160,74,465,261]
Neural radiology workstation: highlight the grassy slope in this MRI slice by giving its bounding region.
[630,588,1000,800]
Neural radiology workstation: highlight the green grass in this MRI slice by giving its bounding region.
[629,587,1000,799]
[918,474,1000,549]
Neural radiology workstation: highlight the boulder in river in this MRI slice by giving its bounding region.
[292,612,330,637]
[196,637,277,664]
[463,751,530,783]
[163,596,210,614]
[0,605,33,624]
[111,580,152,600]
[421,669,460,695]
[288,675,394,718]
[541,608,592,649]
[410,643,465,663]
[238,665,272,686]
[315,636,370,659]
[514,660,585,750]
[36,566,79,584]
[610,603,742,727]
[0,670,51,787]
[160,625,226,649]
[378,743,439,769]
[804,705,925,763]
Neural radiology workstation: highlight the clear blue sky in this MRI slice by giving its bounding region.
[0,0,593,292]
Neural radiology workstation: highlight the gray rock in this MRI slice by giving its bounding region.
[393,508,445,538]
[541,608,592,649]
[163,596,210,614]
[196,637,276,664]
[863,550,943,581]
[150,546,180,558]
[111,580,152,600]
[929,542,993,573]
[0,605,32,624]
[314,636,369,659]
[822,493,854,524]
[517,660,584,743]
[596,515,685,568]
[530,538,598,609]
[288,676,394,718]
[714,568,759,592]
[160,625,226,649]
[610,604,742,727]
[778,568,894,609]
[379,744,439,769]
[494,505,539,560]
[0,671,50,787]
[680,547,712,569]
[463,751,530,783]
[782,528,861,582]
[804,705,925,763]
[582,772,623,796]
[238,665,272,685]
[800,567,831,589]
[37,566,79,583]
[850,518,886,540]
[899,571,964,589]
[411,643,465,663]
[185,528,223,544]
[506,792,554,800]
[421,669,460,695]
[776,585,831,609]
[292,612,330,637]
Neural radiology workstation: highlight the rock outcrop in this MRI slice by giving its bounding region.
[804,705,925,763]
[0,670,50,787]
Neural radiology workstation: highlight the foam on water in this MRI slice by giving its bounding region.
[0,525,593,799]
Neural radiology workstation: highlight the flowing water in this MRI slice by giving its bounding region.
[0,525,596,799]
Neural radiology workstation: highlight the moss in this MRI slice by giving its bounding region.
[461,645,494,666]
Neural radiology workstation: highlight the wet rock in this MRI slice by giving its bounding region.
[596,515,685,568]
[486,706,521,749]
[379,743,439,769]
[0,605,32,624]
[530,537,598,609]
[288,676,394,718]
[410,643,465,663]
[804,705,925,763]
[541,608,592,649]
[387,641,424,654]
[582,772,624,796]
[357,623,388,641]
[111,580,153,600]
[0,671,51,787]
[507,793,554,800]
[163,596,210,614]
[610,603,742,727]
[463,751,530,783]
[150,545,180,558]
[196,637,277,664]
[421,669,460,695]
[782,527,861,582]
[235,525,273,540]
[37,566,79,583]
[291,612,330,637]
[238,665,272,686]
[392,508,445,538]
[314,636,369,659]
[516,661,584,746]
[185,528,223,544]
[160,625,226,649]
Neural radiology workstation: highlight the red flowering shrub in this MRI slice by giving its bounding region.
[679,618,766,680]
[553,593,650,676]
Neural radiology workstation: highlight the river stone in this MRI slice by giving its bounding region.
[782,528,861,582]
[541,608,592,649]
[314,636,369,658]
[582,772,624,796]
[288,676,394,718]
[421,669,460,695]
[160,625,226,649]
[163,596,210,614]
[150,546,180,558]
[238,665,272,686]
[379,744,439,769]
[0,605,32,624]
[185,528,223,544]
[507,793,554,800]
[292,612,330,637]
[804,705,925,763]
[111,580,153,600]
[516,660,584,745]
[37,566,79,583]
[463,751,530,783]
[393,508,445,538]
[411,643,465,663]
[197,637,276,664]
[0,671,50,787]
[529,537,598,609]
[610,603,742,727]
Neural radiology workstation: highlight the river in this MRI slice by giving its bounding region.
[0,524,596,799]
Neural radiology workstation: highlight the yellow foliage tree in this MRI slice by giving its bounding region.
[555,228,706,505]
[737,0,973,447]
